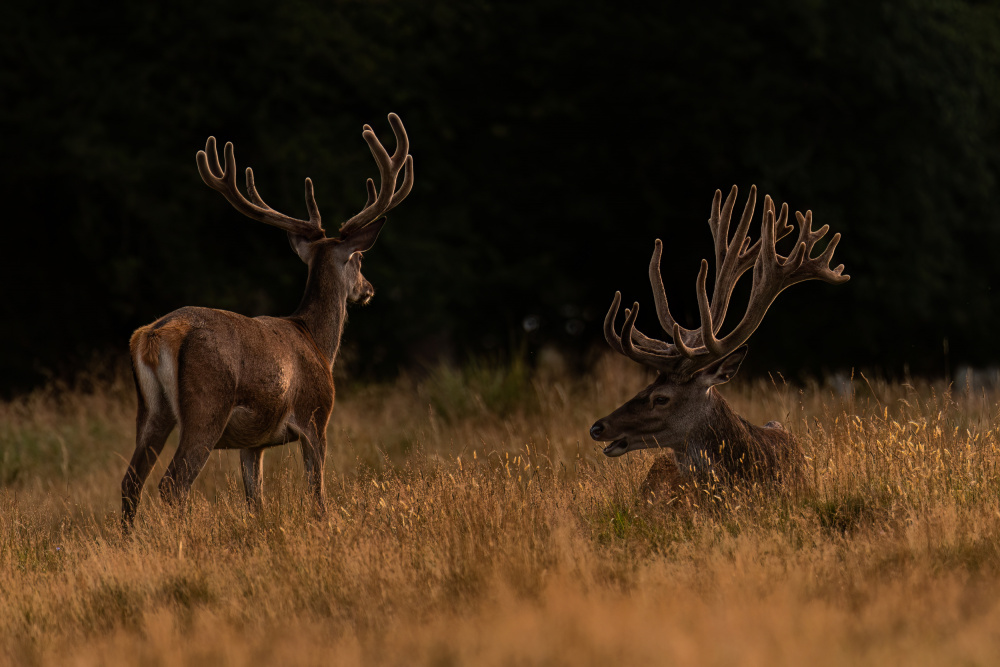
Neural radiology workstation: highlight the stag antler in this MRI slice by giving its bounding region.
[197,137,325,239]
[605,186,849,378]
[196,113,414,240]
[339,113,414,236]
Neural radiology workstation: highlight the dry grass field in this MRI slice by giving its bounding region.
[2,355,1000,666]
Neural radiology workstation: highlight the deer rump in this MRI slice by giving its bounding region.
[131,308,333,450]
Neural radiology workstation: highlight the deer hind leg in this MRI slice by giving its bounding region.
[158,361,236,509]
[122,370,176,532]
[299,425,328,516]
[240,447,266,511]
[159,419,228,509]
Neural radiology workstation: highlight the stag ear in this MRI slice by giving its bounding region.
[287,231,315,263]
[340,217,386,254]
[695,346,748,387]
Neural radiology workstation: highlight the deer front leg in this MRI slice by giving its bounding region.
[240,447,265,511]
[639,451,686,505]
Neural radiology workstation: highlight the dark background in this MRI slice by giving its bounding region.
[2,0,999,393]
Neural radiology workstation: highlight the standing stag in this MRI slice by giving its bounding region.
[122,114,413,530]
[590,185,848,496]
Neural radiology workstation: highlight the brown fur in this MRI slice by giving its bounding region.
[130,320,192,371]
[594,185,845,506]
[637,454,686,504]
[592,354,806,505]
[121,116,414,533]
[636,401,805,506]
[688,394,804,484]
[121,212,396,533]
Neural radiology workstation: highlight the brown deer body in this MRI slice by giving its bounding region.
[122,114,413,530]
[590,186,848,498]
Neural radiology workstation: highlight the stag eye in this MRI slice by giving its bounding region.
[653,396,669,406]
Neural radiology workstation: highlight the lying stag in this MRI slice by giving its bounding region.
[123,114,413,530]
[590,185,848,496]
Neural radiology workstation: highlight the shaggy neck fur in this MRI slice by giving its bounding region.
[289,261,348,367]
[685,387,802,483]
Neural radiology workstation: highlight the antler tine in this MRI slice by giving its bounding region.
[244,167,319,227]
[708,187,734,277]
[390,154,415,208]
[606,187,847,381]
[245,168,267,207]
[363,178,377,209]
[691,200,849,372]
[703,185,758,335]
[202,137,224,178]
[196,137,325,240]
[603,291,627,355]
[340,113,414,236]
[694,259,725,356]
[772,197,795,243]
[705,188,798,335]
[649,239,698,344]
[618,302,684,373]
[604,292,684,366]
[784,210,851,285]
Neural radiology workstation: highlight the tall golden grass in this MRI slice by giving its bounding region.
[2,355,1000,665]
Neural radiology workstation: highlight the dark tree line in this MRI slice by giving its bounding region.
[2,0,999,392]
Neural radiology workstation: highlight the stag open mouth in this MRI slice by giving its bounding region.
[603,439,629,457]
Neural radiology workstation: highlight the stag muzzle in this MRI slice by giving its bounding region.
[590,419,629,457]
[357,280,375,305]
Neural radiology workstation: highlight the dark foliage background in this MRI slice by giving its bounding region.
[2,0,999,392]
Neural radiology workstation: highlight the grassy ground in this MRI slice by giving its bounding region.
[2,355,1000,666]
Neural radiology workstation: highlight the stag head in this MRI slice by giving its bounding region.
[195,113,414,305]
[590,186,848,458]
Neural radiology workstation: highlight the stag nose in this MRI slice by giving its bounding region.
[590,421,605,440]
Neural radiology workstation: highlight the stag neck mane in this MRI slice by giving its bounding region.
[288,249,350,366]
[680,388,801,483]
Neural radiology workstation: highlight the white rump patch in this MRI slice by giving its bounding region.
[134,358,161,412]
[156,348,181,419]
[135,349,181,421]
